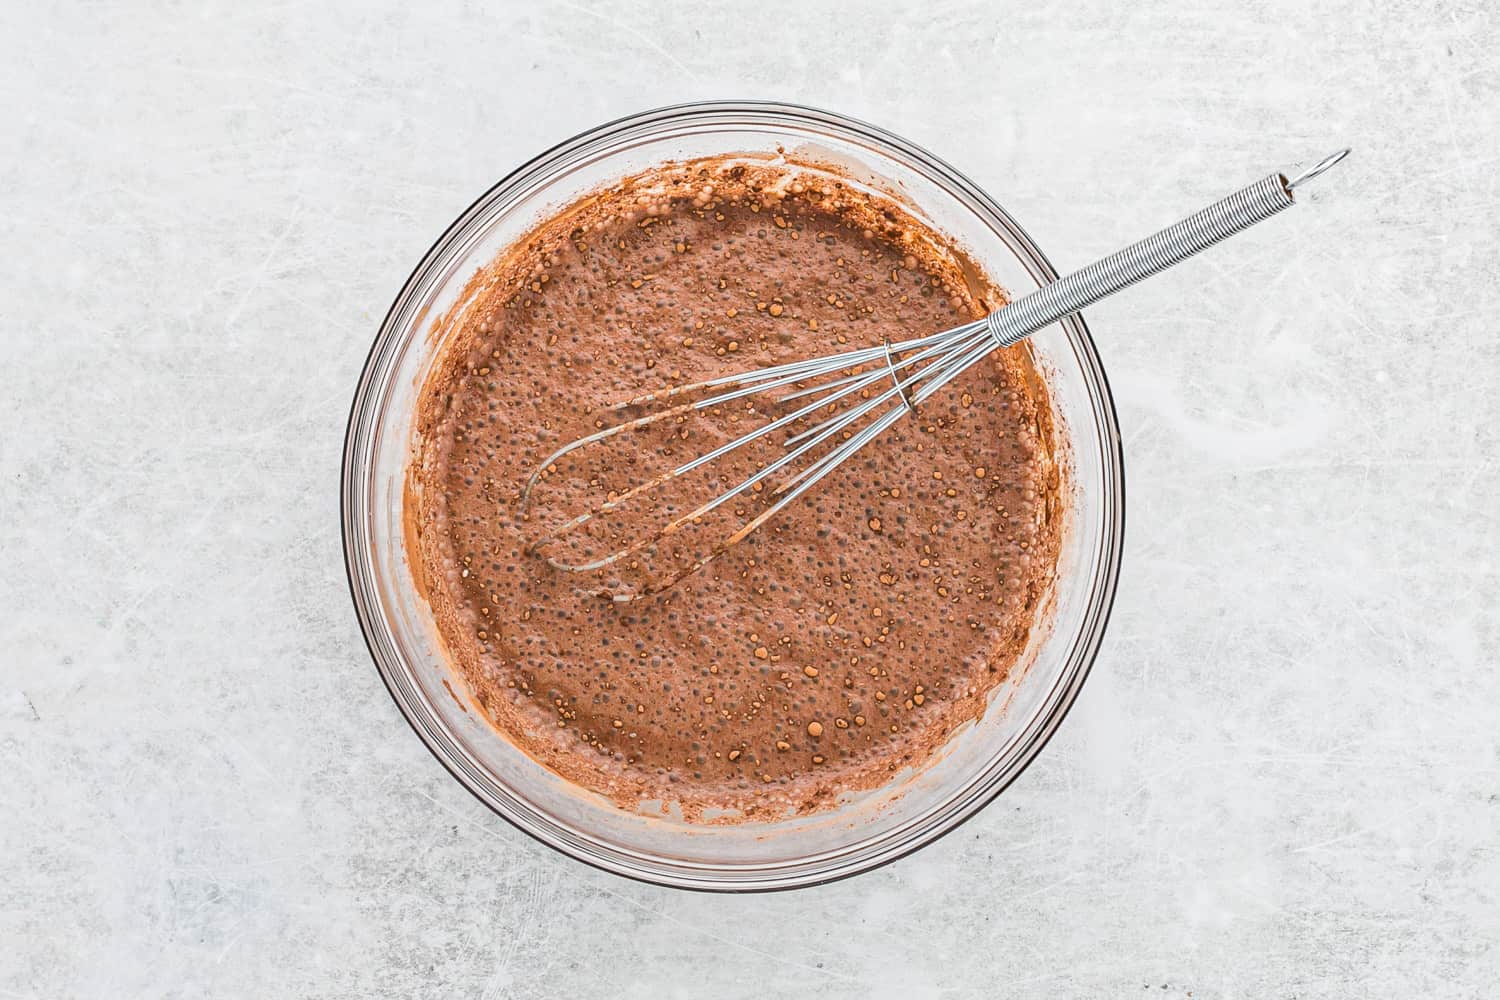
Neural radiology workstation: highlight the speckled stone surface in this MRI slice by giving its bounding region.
[3,1,1496,996]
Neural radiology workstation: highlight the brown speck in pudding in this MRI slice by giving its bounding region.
[408,155,1064,823]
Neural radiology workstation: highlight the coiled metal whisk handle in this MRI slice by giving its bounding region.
[985,149,1351,348]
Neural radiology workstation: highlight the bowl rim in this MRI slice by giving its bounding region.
[341,99,1125,891]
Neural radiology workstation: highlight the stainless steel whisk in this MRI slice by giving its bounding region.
[521,149,1350,600]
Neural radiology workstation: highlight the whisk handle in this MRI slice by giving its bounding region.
[985,150,1349,348]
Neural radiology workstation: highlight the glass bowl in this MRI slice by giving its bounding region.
[342,101,1123,891]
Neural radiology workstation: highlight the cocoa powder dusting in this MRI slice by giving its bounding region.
[408,155,1065,822]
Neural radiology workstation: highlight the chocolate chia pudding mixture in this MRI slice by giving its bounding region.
[408,155,1064,821]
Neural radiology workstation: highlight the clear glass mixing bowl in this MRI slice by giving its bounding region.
[342,102,1124,890]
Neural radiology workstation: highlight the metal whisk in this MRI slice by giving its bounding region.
[521,149,1350,600]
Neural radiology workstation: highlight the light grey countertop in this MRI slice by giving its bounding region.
[3,1,1496,996]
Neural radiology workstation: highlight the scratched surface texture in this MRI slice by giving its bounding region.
[2,0,1496,997]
